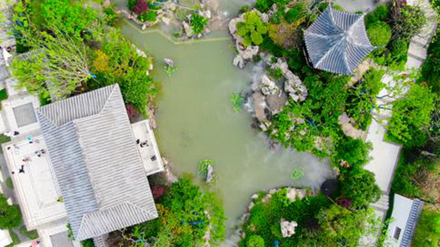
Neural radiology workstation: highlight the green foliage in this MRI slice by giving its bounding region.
[0,134,10,144]
[412,208,440,247]
[0,194,22,230]
[138,11,158,23]
[5,177,13,190]
[389,39,409,64]
[67,223,74,240]
[130,178,226,246]
[420,29,440,94]
[367,21,392,46]
[334,138,372,169]
[346,69,386,130]
[291,168,305,180]
[388,84,436,148]
[0,89,7,101]
[128,0,137,11]
[365,4,390,25]
[89,29,158,115]
[284,3,307,24]
[7,230,20,246]
[317,205,380,246]
[198,159,214,177]
[11,29,91,100]
[231,93,244,113]
[246,235,265,247]
[255,0,290,13]
[37,0,98,38]
[19,225,39,239]
[270,74,349,157]
[81,239,95,247]
[236,11,268,46]
[103,6,119,26]
[390,3,426,42]
[240,190,330,247]
[392,158,422,197]
[340,168,381,208]
[190,13,208,35]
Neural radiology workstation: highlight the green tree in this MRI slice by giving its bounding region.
[11,29,90,100]
[127,178,226,246]
[0,194,22,230]
[236,11,268,46]
[334,138,372,168]
[317,205,380,246]
[340,169,381,208]
[388,84,436,147]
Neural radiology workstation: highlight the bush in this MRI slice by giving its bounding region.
[81,239,95,247]
[0,89,7,101]
[7,230,20,246]
[388,84,436,148]
[389,39,409,64]
[284,3,307,24]
[339,168,381,208]
[391,159,422,197]
[420,30,440,94]
[334,138,372,168]
[5,177,13,190]
[236,11,268,46]
[19,225,39,240]
[367,21,392,46]
[133,0,149,15]
[412,208,440,247]
[137,10,157,23]
[246,235,265,247]
[190,13,208,35]
[0,134,10,144]
[365,4,390,25]
[391,4,426,42]
[0,194,22,229]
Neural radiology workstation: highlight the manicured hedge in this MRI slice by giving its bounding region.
[367,21,392,46]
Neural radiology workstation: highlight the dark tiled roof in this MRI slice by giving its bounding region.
[401,199,424,247]
[304,6,375,75]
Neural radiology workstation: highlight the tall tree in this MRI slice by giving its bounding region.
[0,194,22,230]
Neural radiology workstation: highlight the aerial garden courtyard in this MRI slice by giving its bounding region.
[0,0,438,246]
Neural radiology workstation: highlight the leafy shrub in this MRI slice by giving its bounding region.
[190,13,208,35]
[133,0,149,15]
[388,84,436,148]
[137,10,157,23]
[0,89,7,101]
[367,21,392,46]
[285,3,307,24]
[420,29,440,94]
[5,177,13,190]
[0,194,22,229]
[412,208,440,247]
[391,159,422,197]
[0,134,11,144]
[340,168,381,208]
[255,0,289,12]
[129,178,226,246]
[103,6,119,26]
[389,39,409,64]
[81,239,95,247]
[346,69,386,130]
[19,225,38,239]
[365,4,390,25]
[390,3,426,41]
[237,11,268,46]
[334,138,372,168]
[246,235,265,247]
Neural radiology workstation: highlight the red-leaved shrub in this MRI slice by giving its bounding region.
[152,185,166,200]
[133,0,149,15]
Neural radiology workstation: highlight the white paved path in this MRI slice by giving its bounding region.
[365,0,437,215]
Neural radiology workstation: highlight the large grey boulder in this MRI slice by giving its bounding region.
[261,74,279,95]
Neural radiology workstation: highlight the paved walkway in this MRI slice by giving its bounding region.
[365,0,437,217]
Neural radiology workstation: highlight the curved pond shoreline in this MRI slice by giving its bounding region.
[120,18,333,232]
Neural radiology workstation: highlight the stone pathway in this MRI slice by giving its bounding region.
[364,0,437,220]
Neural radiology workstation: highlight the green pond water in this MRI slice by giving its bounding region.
[121,21,333,232]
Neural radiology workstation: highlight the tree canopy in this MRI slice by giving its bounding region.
[0,194,22,230]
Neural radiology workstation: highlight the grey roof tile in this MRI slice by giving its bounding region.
[36,84,157,241]
[305,6,375,75]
